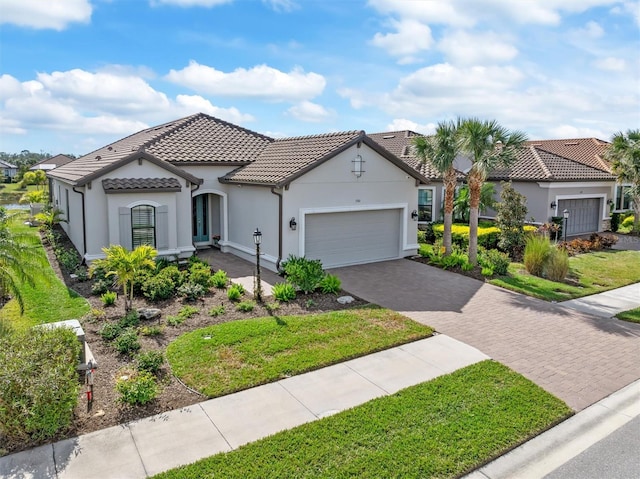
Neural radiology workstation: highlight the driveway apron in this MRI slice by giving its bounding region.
[331,259,640,411]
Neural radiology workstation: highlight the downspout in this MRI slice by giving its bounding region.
[72,186,87,264]
[270,187,283,271]
[191,182,200,254]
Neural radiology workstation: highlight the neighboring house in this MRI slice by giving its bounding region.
[0,160,18,181]
[368,133,620,236]
[30,154,75,171]
[47,114,427,271]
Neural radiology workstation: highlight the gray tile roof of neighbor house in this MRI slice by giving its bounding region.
[490,146,616,182]
[48,113,271,185]
[102,177,183,193]
[30,154,74,170]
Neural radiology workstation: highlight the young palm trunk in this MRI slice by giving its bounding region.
[468,175,483,265]
[443,169,457,256]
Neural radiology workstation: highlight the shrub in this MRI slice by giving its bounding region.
[86,308,106,322]
[545,247,570,282]
[265,301,280,312]
[142,274,175,302]
[494,182,528,256]
[0,327,80,443]
[114,328,141,355]
[479,249,511,276]
[417,222,436,244]
[158,265,186,287]
[610,212,621,232]
[178,305,200,319]
[227,283,244,302]
[272,282,296,302]
[101,291,117,307]
[210,269,229,289]
[524,236,552,277]
[188,262,212,288]
[177,282,206,301]
[119,309,140,328]
[98,322,123,341]
[91,278,111,296]
[56,247,81,272]
[116,370,158,406]
[621,215,634,227]
[284,256,325,293]
[236,300,256,312]
[139,325,163,336]
[559,234,619,256]
[319,274,341,294]
[481,266,495,277]
[135,350,164,374]
[166,315,184,327]
[208,304,226,317]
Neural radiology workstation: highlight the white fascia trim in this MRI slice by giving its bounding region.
[298,203,411,257]
[537,181,614,189]
[551,193,609,220]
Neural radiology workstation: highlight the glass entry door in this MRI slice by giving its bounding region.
[192,195,209,242]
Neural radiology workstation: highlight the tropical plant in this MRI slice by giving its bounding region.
[458,118,528,265]
[18,189,47,205]
[606,129,640,233]
[0,208,47,314]
[90,244,157,312]
[272,282,297,302]
[524,236,552,277]
[34,207,66,230]
[413,120,460,255]
[453,183,496,223]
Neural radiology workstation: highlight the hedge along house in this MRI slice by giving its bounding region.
[48,113,428,271]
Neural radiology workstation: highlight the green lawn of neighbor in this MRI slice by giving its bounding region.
[616,307,640,324]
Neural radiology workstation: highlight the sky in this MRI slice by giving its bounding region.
[0,0,639,156]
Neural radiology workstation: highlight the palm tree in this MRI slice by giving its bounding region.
[413,120,460,255]
[90,244,157,312]
[606,129,640,233]
[0,208,47,314]
[453,183,496,223]
[458,118,528,265]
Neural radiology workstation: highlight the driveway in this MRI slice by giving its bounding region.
[331,259,640,411]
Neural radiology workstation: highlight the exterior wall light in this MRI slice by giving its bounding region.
[411,210,419,221]
[352,154,364,177]
[289,217,297,230]
[550,201,557,209]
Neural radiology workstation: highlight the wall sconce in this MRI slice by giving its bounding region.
[550,201,557,209]
[607,199,614,205]
[289,217,297,231]
[352,154,364,177]
[411,210,419,221]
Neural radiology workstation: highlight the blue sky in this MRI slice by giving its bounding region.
[1,0,639,156]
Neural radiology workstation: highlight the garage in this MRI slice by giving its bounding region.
[305,209,402,268]
[558,198,601,236]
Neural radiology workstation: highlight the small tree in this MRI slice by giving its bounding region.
[453,183,496,223]
[90,245,157,312]
[606,129,640,233]
[495,182,528,258]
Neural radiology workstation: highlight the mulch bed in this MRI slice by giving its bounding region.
[5,229,369,455]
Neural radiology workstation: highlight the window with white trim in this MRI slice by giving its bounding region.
[131,205,156,248]
[614,185,632,211]
[418,188,434,222]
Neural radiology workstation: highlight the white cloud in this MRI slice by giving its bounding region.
[174,94,255,124]
[166,61,326,102]
[262,0,298,12]
[573,20,605,39]
[611,1,640,27]
[287,101,331,122]
[385,119,436,135]
[593,56,627,71]
[546,124,610,139]
[151,0,233,7]
[370,19,434,64]
[0,0,92,30]
[367,0,474,28]
[438,30,518,65]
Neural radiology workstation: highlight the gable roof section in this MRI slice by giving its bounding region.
[48,113,271,185]
[102,177,182,193]
[490,146,616,182]
[30,154,74,170]
[220,130,429,187]
[0,160,17,168]
[524,138,611,172]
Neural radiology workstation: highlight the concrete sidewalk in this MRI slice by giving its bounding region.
[464,378,640,479]
[0,334,489,479]
[560,283,640,318]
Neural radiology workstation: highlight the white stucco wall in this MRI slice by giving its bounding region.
[51,179,85,256]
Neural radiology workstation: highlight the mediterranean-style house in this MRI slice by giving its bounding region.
[48,114,428,271]
[0,160,18,182]
[369,132,625,236]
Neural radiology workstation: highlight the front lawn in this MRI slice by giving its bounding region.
[0,218,90,331]
[154,361,571,479]
[616,307,640,324]
[167,307,434,397]
[490,250,640,301]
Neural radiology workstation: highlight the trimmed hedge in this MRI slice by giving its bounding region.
[432,223,536,249]
[0,327,81,444]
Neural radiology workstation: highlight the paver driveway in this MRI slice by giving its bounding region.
[331,259,640,411]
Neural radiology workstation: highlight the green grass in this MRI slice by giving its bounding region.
[0,217,90,331]
[153,361,571,479]
[616,307,640,323]
[490,250,640,301]
[167,307,434,397]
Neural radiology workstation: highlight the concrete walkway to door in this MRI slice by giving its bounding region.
[331,259,640,411]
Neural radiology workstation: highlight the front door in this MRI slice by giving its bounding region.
[192,195,209,242]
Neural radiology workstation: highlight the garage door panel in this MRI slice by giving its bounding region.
[305,209,401,268]
[558,198,600,235]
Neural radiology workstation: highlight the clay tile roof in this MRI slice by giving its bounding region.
[490,146,616,181]
[368,131,464,180]
[524,138,611,173]
[102,177,182,193]
[48,113,272,185]
[220,131,364,186]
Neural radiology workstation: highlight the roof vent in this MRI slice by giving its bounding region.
[564,142,579,146]
[95,155,101,160]
[107,146,113,151]
[382,135,395,139]
[402,146,411,156]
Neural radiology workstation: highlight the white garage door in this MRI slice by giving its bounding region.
[305,209,401,268]
[558,198,601,236]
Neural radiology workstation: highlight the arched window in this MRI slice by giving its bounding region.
[131,205,155,248]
